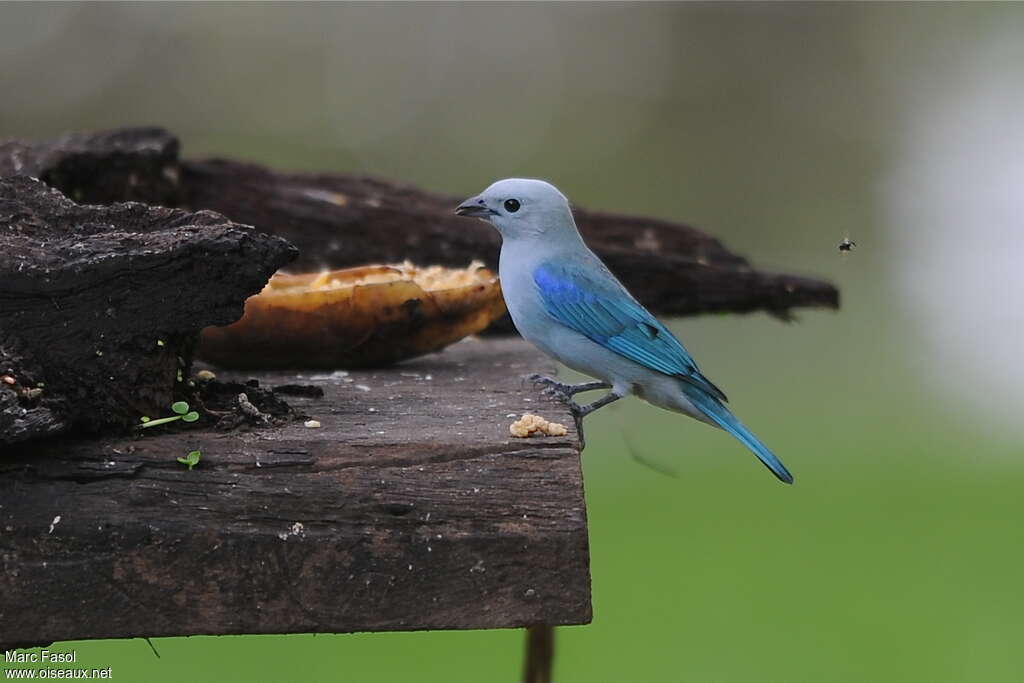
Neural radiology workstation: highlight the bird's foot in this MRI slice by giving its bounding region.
[525,374,577,405]
[524,375,616,452]
[525,374,589,449]
[569,402,587,451]
[525,374,610,405]
[569,392,624,452]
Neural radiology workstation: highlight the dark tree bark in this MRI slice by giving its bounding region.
[0,176,296,443]
[180,159,838,322]
[0,127,838,326]
[0,127,180,206]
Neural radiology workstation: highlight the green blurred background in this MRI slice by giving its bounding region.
[3,2,1023,681]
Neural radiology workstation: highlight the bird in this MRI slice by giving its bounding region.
[454,178,794,484]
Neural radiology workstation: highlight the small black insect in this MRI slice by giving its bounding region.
[838,237,857,252]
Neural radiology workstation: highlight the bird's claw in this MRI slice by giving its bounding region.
[525,373,587,449]
[526,373,561,389]
[542,386,575,404]
[525,374,575,405]
[572,411,587,451]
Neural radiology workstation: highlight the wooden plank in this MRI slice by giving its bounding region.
[0,338,589,650]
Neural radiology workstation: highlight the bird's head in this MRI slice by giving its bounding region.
[455,178,576,241]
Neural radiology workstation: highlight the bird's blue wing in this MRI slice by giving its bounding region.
[533,260,727,401]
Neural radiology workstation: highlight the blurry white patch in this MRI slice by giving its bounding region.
[299,188,348,206]
[278,522,306,541]
[308,370,350,382]
[883,32,1024,440]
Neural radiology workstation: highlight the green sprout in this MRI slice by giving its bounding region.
[177,449,201,471]
[176,369,183,382]
[156,339,166,347]
[139,401,199,428]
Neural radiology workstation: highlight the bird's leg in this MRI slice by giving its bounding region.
[567,380,612,394]
[570,391,622,451]
[524,374,619,450]
[574,391,622,419]
[526,374,610,404]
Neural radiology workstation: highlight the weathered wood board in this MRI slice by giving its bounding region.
[0,338,589,650]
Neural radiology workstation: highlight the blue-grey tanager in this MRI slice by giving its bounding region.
[455,178,793,484]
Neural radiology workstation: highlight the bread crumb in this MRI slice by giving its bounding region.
[510,413,568,438]
[545,422,568,437]
[304,420,321,428]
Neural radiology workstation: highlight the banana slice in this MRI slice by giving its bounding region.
[197,261,506,369]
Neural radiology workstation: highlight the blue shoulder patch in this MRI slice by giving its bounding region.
[532,261,726,401]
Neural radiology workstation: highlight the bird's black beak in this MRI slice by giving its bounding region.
[454,196,497,218]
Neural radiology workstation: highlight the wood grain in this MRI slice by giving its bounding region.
[0,338,590,650]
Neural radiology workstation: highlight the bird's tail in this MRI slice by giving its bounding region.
[683,388,794,484]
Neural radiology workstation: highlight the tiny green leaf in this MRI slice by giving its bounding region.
[176,369,183,382]
[181,411,199,423]
[171,401,189,415]
[176,450,201,470]
[156,339,165,347]
[140,416,151,423]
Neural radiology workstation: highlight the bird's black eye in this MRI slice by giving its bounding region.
[504,198,521,213]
